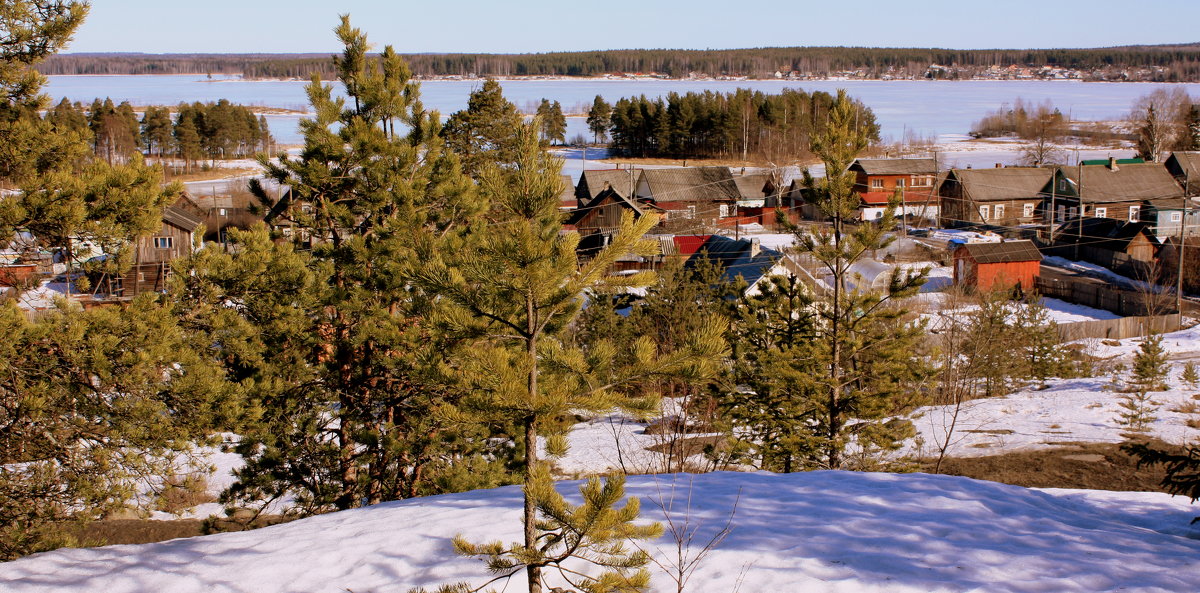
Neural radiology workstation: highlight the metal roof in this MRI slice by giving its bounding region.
[851,158,938,176]
[957,239,1043,264]
[1068,163,1184,204]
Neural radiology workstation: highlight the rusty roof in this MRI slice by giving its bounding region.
[957,239,1043,264]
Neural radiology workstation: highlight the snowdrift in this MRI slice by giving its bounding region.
[2,471,1199,593]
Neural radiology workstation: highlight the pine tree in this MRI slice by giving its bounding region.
[1183,362,1199,389]
[779,89,929,470]
[441,78,523,176]
[548,100,567,146]
[588,95,612,144]
[0,295,238,559]
[1132,333,1169,393]
[176,17,500,516]
[417,121,725,593]
[1117,334,1168,438]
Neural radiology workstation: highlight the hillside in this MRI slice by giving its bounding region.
[1,471,1197,592]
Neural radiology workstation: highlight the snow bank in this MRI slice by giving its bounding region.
[3,472,1198,593]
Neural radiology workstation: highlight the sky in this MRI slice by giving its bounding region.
[68,0,1200,55]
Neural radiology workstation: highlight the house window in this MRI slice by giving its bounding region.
[978,205,990,220]
[719,204,730,218]
[1067,207,1078,219]
[895,178,905,188]
[1095,207,1107,218]
[1057,205,1066,222]
[685,205,696,219]
[1171,212,1183,222]
[870,178,883,189]
[1129,206,1140,221]
[1058,179,1067,191]
[153,236,173,249]
[1023,203,1035,218]
[994,204,1005,220]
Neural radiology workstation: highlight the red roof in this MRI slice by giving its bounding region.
[673,235,713,255]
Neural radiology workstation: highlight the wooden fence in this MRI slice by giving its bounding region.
[1056,314,1184,341]
[1035,276,1176,317]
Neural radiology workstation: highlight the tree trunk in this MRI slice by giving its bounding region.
[524,292,543,593]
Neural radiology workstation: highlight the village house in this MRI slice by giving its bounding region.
[575,168,641,207]
[557,175,576,211]
[92,194,204,298]
[1048,218,1161,277]
[1164,151,1200,193]
[564,187,662,258]
[939,167,1054,228]
[683,234,791,297]
[849,158,941,222]
[634,167,741,232]
[952,239,1042,293]
[1039,160,1184,235]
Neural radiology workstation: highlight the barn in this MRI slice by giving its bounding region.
[952,240,1042,292]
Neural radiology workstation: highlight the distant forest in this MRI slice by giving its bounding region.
[38,44,1200,81]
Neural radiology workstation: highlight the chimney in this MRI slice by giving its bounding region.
[750,237,761,258]
[1109,156,1119,171]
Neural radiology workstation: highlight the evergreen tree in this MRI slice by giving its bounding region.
[778,89,928,469]
[441,78,523,177]
[140,105,173,158]
[535,98,552,142]
[417,122,725,593]
[1183,362,1199,389]
[178,17,498,516]
[1132,333,1170,393]
[587,94,612,144]
[724,273,820,472]
[547,100,567,146]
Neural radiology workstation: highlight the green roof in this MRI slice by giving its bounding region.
[1080,158,1145,166]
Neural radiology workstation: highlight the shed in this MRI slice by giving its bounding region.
[952,240,1042,292]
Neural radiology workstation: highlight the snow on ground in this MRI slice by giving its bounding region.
[3,471,1198,593]
[913,292,1120,328]
[906,323,1200,459]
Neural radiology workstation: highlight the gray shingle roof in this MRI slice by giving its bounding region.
[733,174,771,200]
[163,199,204,232]
[952,167,1054,202]
[1070,163,1183,204]
[958,240,1042,264]
[578,169,640,203]
[851,158,938,176]
[640,167,740,203]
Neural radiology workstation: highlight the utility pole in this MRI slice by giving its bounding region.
[1178,170,1189,315]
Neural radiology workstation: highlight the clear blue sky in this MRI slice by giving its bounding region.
[67,0,1200,54]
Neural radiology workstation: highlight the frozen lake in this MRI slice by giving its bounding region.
[43,75,1200,147]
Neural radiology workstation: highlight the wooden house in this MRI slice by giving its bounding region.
[93,194,203,298]
[1164,151,1200,194]
[732,173,772,207]
[940,167,1053,228]
[557,175,576,211]
[1040,160,1184,229]
[684,234,791,297]
[575,169,640,207]
[565,188,661,258]
[1048,218,1161,276]
[952,239,1042,292]
[634,167,740,232]
[849,158,940,222]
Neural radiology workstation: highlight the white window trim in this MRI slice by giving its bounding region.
[1023,203,1035,218]
[870,178,883,189]
[978,205,990,220]
[1094,207,1107,218]
[994,204,1005,219]
[1171,212,1183,222]
[153,236,173,249]
[1129,206,1140,221]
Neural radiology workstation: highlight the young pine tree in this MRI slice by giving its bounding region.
[1116,333,1169,438]
[777,89,929,470]
[418,120,725,593]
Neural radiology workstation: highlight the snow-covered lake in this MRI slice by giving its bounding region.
[43,75,1200,147]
